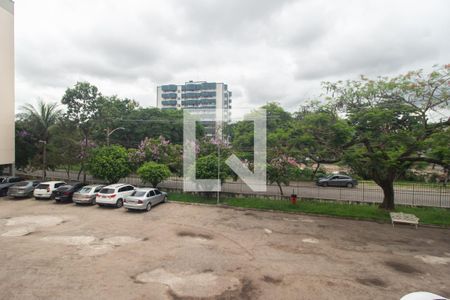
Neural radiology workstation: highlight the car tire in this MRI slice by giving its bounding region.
[146,203,152,212]
[116,199,123,208]
[346,183,353,188]
[0,189,6,197]
[163,196,167,203]
[91,199,96,205]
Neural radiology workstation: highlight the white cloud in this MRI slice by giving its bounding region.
[14,0,450,113]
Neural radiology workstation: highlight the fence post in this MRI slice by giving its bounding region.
[412,184,415,206]
[439,185,442,208]
[362,182,365,202]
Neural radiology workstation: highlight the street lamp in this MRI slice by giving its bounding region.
[106,127,125,146]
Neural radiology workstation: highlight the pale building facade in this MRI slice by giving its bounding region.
[0,0,15,171]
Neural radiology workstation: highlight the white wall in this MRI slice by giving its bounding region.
[0,1,14,165]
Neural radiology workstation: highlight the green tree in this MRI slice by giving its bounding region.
[61,82,102,182]
[19,100,62,179]
[195,154,229,184]
[88,145,131,184]
[137,162,171,187]
[48,119,82,179]
[14,121,39,170]
[325,65,450,210]
[94,96,139,146]
[290,109,353,179]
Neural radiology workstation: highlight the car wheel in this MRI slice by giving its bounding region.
[91,199,96,205]
[116,199,123,208]
[163,196,167,203]
[146,203,152,212]
[346,183,353,188]
[0,189,6,197]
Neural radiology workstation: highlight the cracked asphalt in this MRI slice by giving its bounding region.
[0,197,449,299]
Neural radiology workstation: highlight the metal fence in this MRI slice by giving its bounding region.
[18,170,450,208]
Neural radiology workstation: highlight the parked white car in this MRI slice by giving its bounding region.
[96,183,135,208]
[124,188,167,211]
[33,181,67,200]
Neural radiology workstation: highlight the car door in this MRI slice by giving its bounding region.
[147,190,156,204]
[328,176,338,187]
[341,176,352,187]
[154,189,163,203]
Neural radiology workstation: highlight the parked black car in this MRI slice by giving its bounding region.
[0,176,24,196]
[52,182,85,202]
[7,180,41,198]
[316,175,358,188]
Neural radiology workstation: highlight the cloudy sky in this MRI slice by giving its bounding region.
[14,0,450,115]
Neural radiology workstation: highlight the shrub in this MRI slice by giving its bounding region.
[137,162,171,187]
[88,145,131,183]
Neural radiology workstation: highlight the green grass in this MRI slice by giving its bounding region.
[168,193,450,227]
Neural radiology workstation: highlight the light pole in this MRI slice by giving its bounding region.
[106,127,125,146]
[38,140,47,180]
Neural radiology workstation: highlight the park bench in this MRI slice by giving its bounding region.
[390,212,419,229]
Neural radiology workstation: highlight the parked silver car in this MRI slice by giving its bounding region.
[123,188,167,211]
[7,180,41,198]
[73,184,105,205]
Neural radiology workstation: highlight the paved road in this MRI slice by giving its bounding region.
[19,170,450,208]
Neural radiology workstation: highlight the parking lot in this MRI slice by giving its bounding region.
[0,197,449,300]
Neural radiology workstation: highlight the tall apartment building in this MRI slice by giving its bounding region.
[157,81,232,137]
[0,0,15,172]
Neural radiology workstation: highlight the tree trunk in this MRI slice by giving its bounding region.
[82,130,89,183]
[378,180,395,210]
[42,143,47,180]
[312,162,321,180]
[77,165,83,181]
[66,165,71,180]
[277,182,284,196]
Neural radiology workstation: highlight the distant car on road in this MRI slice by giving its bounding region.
[0,176,24,196]
[96,183,135,208]
[33,181,67,199]
[316,175,358,188]
[73,184,105,205]
[53,182,85,202]
[7,180,41,198]
[124,188,167,212]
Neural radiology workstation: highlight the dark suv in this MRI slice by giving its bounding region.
[0,176,24,196]
[316,175,358,188]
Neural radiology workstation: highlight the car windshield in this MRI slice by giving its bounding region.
[79,187,92,193]
[58,185,72,191]
[36,184,49,189]
[131,191,147,197]
[99,188,115,194]
[15,182,30,187]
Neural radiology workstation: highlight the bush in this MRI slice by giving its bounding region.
[137,162,171,187]
[88,145,131,183]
